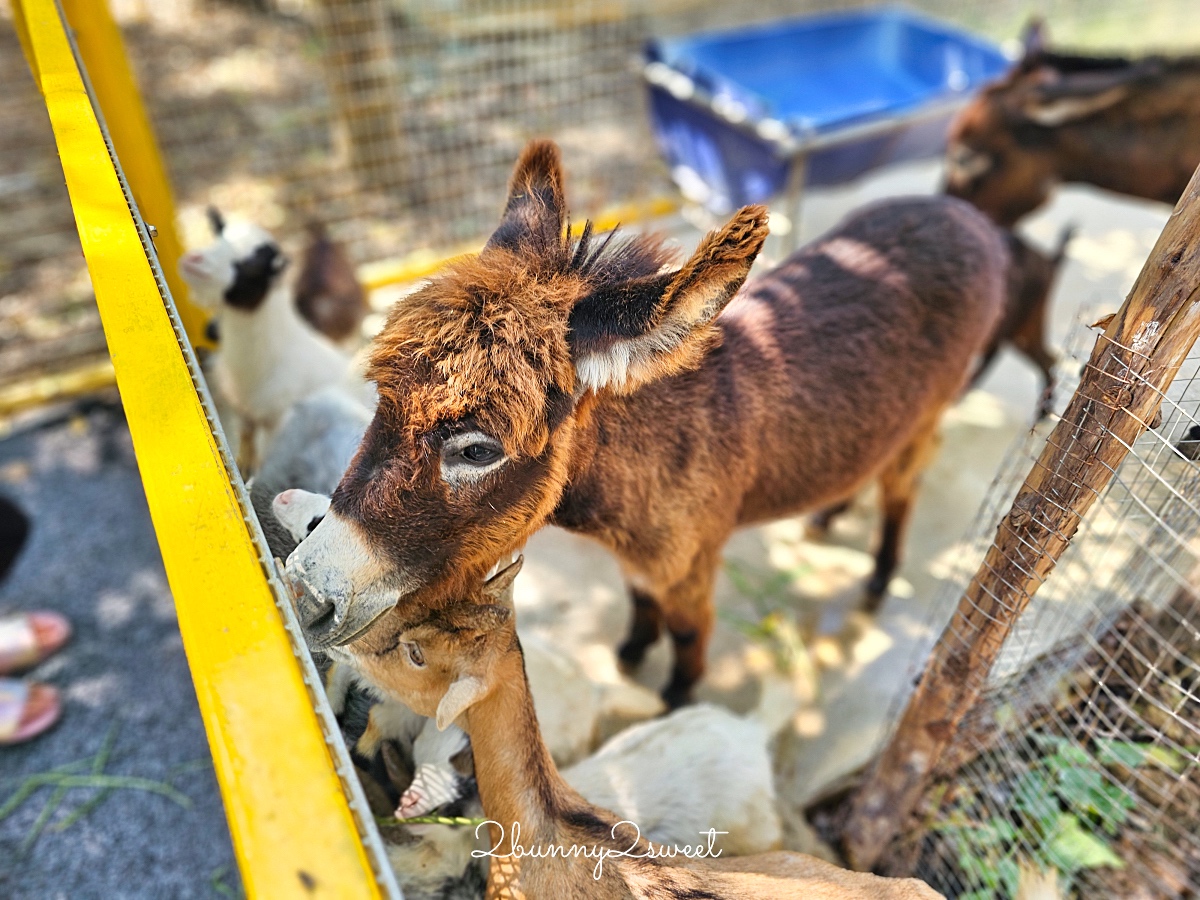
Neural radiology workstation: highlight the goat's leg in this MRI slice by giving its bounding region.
[1011,309,1057,420]
[805,498,853,540]
[616,588,663,674]
[236,419,258,475]
[864,422,941,613]
[659,548,720,709]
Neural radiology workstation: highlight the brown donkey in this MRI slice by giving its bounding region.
[945,22,1200,226]
[287,140,1007,706]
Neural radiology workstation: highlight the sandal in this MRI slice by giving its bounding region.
[0,678,61,745]
[0,611,71,676]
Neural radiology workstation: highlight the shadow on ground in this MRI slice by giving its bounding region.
[0,401,238,900]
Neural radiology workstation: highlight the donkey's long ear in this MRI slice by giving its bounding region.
[1022,81,1130,126]
[569,205,769,395]
[484,140,567,257]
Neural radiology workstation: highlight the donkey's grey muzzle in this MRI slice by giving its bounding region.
[292,575,392,651]
[281,511,402,651]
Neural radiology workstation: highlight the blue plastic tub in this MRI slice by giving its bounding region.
[644,8,1010,213]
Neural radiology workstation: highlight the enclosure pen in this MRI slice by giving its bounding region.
[11,0,401,895]
[839,164,1200,896]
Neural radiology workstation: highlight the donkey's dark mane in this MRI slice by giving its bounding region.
[566,220,678,292]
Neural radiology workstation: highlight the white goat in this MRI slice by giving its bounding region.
[180,212,364,471]
[251,386,371,560]
[520,629,664,767]
[562,701,784,856]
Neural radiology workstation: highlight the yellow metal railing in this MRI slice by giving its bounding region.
[52,0,211,350]
[13,0,397,895]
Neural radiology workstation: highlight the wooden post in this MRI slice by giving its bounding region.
[840,164,1200,872]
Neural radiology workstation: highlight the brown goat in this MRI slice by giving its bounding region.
[287,140,1008,706]
[976,224,1074,419]
[318,558,944,900]
[945,23,1200,226]
[294,220,368,345]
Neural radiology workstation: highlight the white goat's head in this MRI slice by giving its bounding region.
[180,208,289,313]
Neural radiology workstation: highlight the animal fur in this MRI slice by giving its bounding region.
[945,21,1200,225]
[251,385,372,559]
[319,559,944,899]
[975,224,1075,419]
[287,140,1008,705]
[294,220,368,346]
[180,214,365,472]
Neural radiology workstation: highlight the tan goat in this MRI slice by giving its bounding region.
[287,140,1008,705]
[304,559,943,900]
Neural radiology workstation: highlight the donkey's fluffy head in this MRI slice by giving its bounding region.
[287,140,768,651]
[366,142,678,461]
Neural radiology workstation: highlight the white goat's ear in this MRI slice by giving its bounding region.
[436,675,486,731]
[568,205,769,395]
[1023,85,1128,126]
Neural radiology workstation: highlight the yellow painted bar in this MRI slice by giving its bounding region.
[0,358,116,418]
[15,0,384,895]
[360,193,681,292]
[57,0,212,350]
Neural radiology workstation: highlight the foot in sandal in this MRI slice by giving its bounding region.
[0,611,71,745]
[0,610,71,675]
[0,678,61,744]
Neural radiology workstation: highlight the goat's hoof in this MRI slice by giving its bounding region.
[862,581,888,615]
[661,684,694,711]
[616,642,648,675]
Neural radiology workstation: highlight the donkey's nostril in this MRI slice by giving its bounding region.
[301,600,336,636]
[297,595,336,638]
[290,575,337,637]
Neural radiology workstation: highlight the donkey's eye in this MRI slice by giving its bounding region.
[403,642,425,667]
[461,444,502,465]
[305,515,324,536]
[440,431,507,484]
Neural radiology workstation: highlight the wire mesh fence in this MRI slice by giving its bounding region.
[3,0,1199,394]
[848,262,1200,895]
